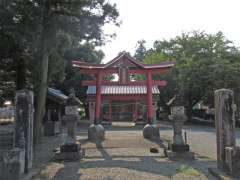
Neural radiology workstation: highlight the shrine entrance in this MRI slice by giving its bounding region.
[73,52,174,125]
[102,102,134,122]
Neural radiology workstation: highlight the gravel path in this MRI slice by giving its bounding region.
[28,122,240,180]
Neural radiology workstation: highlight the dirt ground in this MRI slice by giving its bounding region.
[25,122,224,180]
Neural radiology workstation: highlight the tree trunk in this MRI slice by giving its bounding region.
[33,0,50,146]
[34,35,49,145]
[16,57,26,90]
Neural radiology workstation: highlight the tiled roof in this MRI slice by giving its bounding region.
[87,85,160,95]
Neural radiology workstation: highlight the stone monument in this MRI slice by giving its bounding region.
[14,90,34,173]
[142,102,160,139]
[88,123,105,141]
[209,89,240,177]
[54,90,83,161]
[166,106,194,160]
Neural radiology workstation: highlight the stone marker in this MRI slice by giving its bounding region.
[166,106,194,160]
[88,123,105,141]
[142,124,160,139]
[14,90,34,173]
[54,91,83,161]
[209,89,240,177]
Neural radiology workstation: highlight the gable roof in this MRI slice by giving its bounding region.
[72,52,175,70]
[104,52,145,69]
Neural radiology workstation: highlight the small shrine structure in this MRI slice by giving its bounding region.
[73,52,174,125]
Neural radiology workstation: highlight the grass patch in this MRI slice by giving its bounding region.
[177,164,201,177]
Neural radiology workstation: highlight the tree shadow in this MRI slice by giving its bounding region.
[52,162,82,180]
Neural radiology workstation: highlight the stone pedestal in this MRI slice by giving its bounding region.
[88,124,105,141]
[143,124,160,139]
[166,106,194,160]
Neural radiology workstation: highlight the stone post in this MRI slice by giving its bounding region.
[14,90,34,173]
[171,106,187,147]
[214,89,236,170]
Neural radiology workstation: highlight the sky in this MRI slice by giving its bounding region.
[101,0,240,63]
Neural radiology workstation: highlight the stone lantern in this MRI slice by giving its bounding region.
[55,91,83,161]
[166,106,194,160]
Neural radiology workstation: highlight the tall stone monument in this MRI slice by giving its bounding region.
[14,90,34,173]
[213,89,240,176]
[54,90,83,161]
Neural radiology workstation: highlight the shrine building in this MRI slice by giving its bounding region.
[73,52,174,124]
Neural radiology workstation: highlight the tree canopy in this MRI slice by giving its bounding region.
[0,0,120,143]
[135,31,240,120]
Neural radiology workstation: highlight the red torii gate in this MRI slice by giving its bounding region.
[73,52,174,125]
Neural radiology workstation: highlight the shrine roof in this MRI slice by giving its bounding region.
[73,52,174,70]
[87,85,160,95]
[47,88,68,104]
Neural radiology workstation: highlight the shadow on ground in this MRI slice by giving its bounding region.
[50,140,216,180]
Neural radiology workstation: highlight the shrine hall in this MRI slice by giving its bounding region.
[73,52,174,124]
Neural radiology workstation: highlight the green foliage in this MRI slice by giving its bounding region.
[177,164,200,177]
[0,0,119,102]
[141,31,240,120]
[134,40,147,61]
[60,43,105,118]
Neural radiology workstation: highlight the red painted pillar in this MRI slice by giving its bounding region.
[136,102,139,121]
[109,101,112,123]
[147,70,153,124]
[95,71,102,124]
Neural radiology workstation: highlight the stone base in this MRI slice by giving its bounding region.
[143,124,160,139]
[54,143,83,161]
[88,124,105,141]
[166,150,195,160]
[60,143,80,152]
[171,144,190,152]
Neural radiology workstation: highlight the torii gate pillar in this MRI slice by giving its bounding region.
[147,70,153,124]
[88,71,105,141]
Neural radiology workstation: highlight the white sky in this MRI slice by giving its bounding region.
[101,0,240,63]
